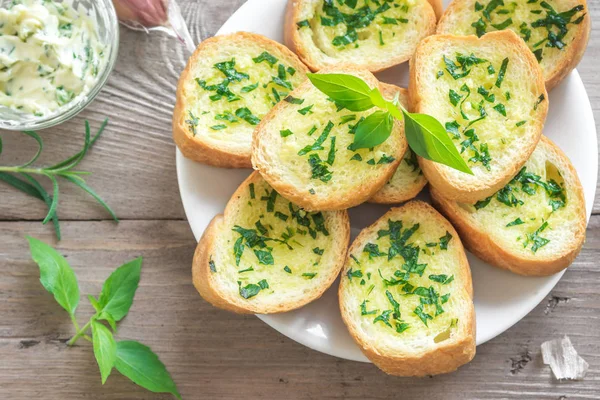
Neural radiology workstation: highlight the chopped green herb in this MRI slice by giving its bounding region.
[238,267,254,273]
[449,89,462,106]
[241,83,259,93]
[302,272,317,279]
[297,19,310,28]
[284,266,292,273]
[495,58,509,88]
[235,107,261,125]
[280,129,294,137]
[516,120,527,127]
[298,105,314,115]
[326,136,337,166]
[252,51,278,66]
[506,217,525,227]
[284,96,304,105]
[439,231,452,250]
[313,247,324,255]
[210,124,227,130]
[493,103,507,116]
[360,300,377,316]
[429,274,454,284]
[249,183,255,199]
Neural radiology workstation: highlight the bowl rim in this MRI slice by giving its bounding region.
[0,0,120,131]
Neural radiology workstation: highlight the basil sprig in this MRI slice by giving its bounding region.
[27,237,181,399]
[307,73,473,174]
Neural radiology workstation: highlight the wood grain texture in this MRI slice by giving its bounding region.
[0,0,599,399]
[0,219,599,400]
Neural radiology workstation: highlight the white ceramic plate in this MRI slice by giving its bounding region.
[176,0,597,362]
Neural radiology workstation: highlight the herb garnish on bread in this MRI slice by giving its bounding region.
[192,172,350,314]
[284,0,437,72]
[173,32,308,168]
[339,201,475,376]
[410,31,548,204]
[436,0,591,89]
[370,85,427,204]
[252,67,407,211]
[431,136,586,276]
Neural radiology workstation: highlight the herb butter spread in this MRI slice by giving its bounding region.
[210,177,336,302]
[184,49,306,148]
[344,216,461,341]
[433,50,545,174]
[441,0,586,77]
[460,141,570,255]
[0,0,106,116]
[296,0,433,63]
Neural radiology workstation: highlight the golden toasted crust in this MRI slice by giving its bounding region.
[284,0,437,72]
[339,201,476,376]
[428,0,443,20]
[252,66,406,211]
[192,172,351,313]
[369,85,428,204]
[436,0,591,90]
[431,136,586,276]
[409,30,548,204]
[173,32,309,168]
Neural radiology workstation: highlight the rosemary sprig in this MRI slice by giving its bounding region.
[0,119,118,240]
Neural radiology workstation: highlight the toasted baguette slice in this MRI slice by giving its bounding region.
[284,0,437,72]
[370,86,427,204]
[436,0,591,90]
[339,201,475,376]
[252,67,407,211]
[410,31,548,204]
[431,136,586,276]
[192,171,350,314]
[173,32,309,168]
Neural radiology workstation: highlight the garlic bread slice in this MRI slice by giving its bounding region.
[339,201,475,376]
[432,136,586,276]
[192,172,350,314]
[284,0,437,72]
[410,31,548,204]
[173,32,309,168]
[370,86,427,204]
[252,67,407,211]
[437,0,591,90]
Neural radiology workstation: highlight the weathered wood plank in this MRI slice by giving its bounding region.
[1,219,598,399]
[0,0,598,222]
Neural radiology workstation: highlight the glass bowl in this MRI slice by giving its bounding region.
[0,0,120,131]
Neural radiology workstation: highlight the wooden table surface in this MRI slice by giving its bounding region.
[1,1,599,399]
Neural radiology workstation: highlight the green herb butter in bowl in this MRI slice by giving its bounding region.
[0,0,118,130]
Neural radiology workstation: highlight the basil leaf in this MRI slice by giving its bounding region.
[97,257,142,322]
[92,321,116,384]
[307,73,374,111]
[115,340,181,399]
[27,236,79,316]
[402,111,473,175]
[351,110,393,150]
